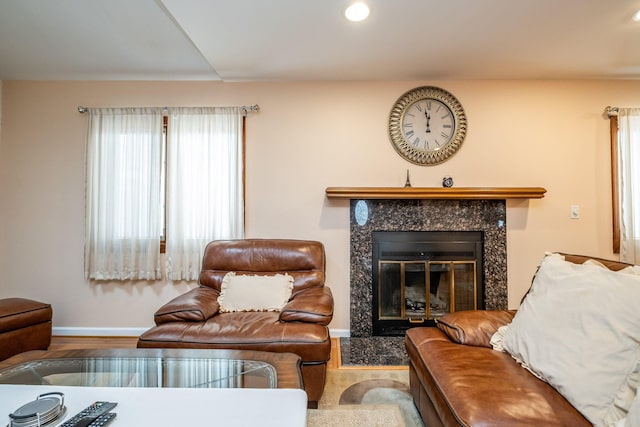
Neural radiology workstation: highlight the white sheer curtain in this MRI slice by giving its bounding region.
[165,107,245,280]
[617,108,640,264]
[84,108,163,280]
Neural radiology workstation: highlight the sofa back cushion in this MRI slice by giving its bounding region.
[561,252,633,271]
[198,239,325,294]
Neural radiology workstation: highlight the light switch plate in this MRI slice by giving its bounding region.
[570,205,580,219]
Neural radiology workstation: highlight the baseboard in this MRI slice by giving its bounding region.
[53,326,352,338]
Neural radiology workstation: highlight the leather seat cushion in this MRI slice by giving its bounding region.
[0,298,52,333]
[137,311,331,363]
[405,327,589,426]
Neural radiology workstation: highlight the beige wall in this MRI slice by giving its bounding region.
[0,80,635,334]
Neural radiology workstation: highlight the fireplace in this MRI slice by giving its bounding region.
[372,231,484,336]
[341,198,508,365]
[324,186,546,365]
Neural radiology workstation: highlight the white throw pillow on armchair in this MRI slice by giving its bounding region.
[502,253,640,427]
[218,272,293,313]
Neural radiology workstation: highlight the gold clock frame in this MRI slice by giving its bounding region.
[388,86,467,166]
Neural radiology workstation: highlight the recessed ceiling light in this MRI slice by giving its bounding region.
[633,9,640,22]
[345,2,370,22]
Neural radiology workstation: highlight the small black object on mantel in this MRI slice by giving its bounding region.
[442,176,454,188]
[404,170,412,187]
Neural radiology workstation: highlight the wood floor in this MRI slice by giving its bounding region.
[49,336,345,370]
[48,337,408,371]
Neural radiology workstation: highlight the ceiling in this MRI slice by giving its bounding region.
[1,0,640,81]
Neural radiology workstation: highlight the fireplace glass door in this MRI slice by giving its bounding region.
[372,230,483,336]
[378,260,476,321]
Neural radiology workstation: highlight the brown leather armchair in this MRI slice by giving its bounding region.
[137,239,334,407]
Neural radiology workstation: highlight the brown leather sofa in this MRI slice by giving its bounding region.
[137,239,334,407]
[0,298,52,361]
[405,254,630,427]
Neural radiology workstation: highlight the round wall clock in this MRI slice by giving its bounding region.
[388,86,467,166]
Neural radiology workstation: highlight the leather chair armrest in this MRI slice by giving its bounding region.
[154,286,220,325]
[435,309,516,348]
[279,287,333,326]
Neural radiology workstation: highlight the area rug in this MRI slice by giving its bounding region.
[307,368,424,427]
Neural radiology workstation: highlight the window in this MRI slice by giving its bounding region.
[84,107,245,281]
[610,108,640,263]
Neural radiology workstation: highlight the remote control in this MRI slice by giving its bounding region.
[60,401,117,427]
[77,412,117,427]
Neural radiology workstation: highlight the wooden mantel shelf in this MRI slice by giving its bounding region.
[325,187,546,200]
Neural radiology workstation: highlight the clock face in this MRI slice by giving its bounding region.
[388,86,467,166]
[401,99,455,152]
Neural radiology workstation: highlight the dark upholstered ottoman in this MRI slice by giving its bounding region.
[0,298,52,361]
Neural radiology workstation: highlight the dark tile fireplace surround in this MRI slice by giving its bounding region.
[340,197,509,366]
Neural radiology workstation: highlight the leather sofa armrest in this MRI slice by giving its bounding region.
[154,286,220,325]
[279,287,333,326]
[435,309,516,348]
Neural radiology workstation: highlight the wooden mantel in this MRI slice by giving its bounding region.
[325,187,546,200]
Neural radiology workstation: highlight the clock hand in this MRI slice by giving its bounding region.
[425,110,431,133]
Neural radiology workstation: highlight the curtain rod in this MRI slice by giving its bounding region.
[77,105,260,115]
[605,106,619,117]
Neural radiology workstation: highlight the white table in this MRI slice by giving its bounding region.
[1,384,307,426]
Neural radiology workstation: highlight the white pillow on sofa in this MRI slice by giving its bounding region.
[218,272,293,313]
[502,253,640,427]
[614,393,640,427]
[627,393,640,427]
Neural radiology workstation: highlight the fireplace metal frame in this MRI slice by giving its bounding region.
[372,231,484,336]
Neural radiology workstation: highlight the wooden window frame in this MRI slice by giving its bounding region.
[160,115,168,253]
[610,115,620,254]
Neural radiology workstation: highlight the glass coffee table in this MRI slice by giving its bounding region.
[0,348,303,390]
